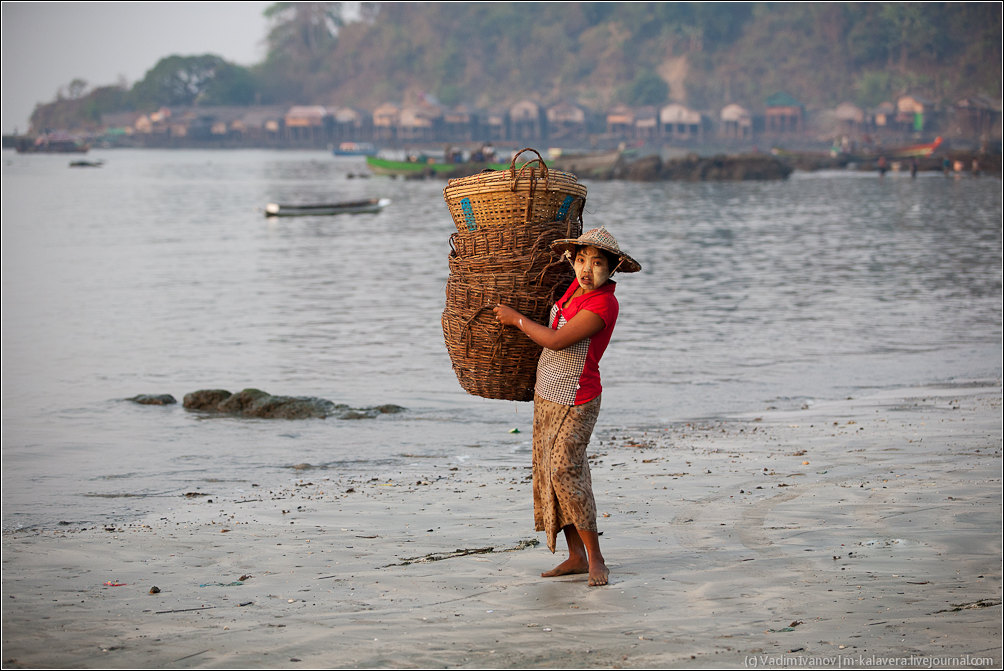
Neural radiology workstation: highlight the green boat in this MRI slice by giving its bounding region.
[365,155,511,178]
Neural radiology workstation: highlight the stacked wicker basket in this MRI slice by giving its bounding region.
[442,149,587,401]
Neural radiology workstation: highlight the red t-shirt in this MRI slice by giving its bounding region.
[534,279,619,405]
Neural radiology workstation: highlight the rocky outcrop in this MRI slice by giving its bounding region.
[181,389,233,410]
[127,394,178,405]
[181,388,405,420]
[618,154,664,181]
[604,152,793,181]
[661,154,793,181]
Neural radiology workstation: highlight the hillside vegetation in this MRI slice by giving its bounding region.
[29,2,1002,133]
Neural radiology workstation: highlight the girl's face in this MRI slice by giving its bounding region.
[573,246,611,292]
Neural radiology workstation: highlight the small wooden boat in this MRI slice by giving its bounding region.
[772,136,944,166]
[883,136,943,158]
[332,141,377,156]
[548,148,626,177]
[69,160,104,168]
[264,198,390,217]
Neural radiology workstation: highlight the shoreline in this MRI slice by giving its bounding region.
[3,381,1001,668]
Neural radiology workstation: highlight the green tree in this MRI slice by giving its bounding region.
[131,55,249,108]
[853,70,892,108]
[263,2,344,66]
[199,64,259,105]
[621,69,670,106]
[29,84,130,131]
[845,4,892,68]
[67,78,89,100]
[692,2,752,46]
[881,3,942,72]
[258,2,349,102]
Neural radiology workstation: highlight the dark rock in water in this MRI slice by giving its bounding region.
[183,389,234,410]
[192,388,336,419]
[181,388,403,420]
[605,152,793,181]
[216,388,272,414]
[332,403,405,420]
[231,390,338,420]
[128,394,178,406]
[664,153,794,181]
[773,153,852,172]
[618,154,663,181]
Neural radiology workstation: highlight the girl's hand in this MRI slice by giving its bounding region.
[493,304,522,328]
[494,302,604,351]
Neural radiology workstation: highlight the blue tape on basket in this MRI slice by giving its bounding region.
[461,198,477,231]
[556,195,574,221]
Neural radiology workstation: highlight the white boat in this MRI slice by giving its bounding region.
[264,198,390,217]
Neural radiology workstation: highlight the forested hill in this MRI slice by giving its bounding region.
[29,2,1003,132]
[274,2,1000,110]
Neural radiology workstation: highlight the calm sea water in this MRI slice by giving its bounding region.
[2,149,1001,531]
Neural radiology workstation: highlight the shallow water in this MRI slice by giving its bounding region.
[2,149,1001,530]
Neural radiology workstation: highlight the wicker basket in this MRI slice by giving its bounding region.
[441,149,585,402]
[443,148,587,234]
[441,273,564,402]
[448,217,579,286]
[442,217,580,402]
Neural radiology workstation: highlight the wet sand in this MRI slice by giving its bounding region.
[2,383,1001,669]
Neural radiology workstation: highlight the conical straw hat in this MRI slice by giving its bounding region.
[550,226,641,273]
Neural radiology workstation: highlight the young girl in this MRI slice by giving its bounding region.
[493,226,641,586]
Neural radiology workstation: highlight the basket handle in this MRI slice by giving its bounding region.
[510,149,549,222]
[460,304,493,356]
[509,148,549,181]
[459,304,508,363]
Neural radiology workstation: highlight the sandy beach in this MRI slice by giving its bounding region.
[2,382,1001,669]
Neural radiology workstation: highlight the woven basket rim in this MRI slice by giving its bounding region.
[445,182,587,200]
[444,147,586,199]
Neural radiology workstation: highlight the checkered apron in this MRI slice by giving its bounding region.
[534,304,590,405]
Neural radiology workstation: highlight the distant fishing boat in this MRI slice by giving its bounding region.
[69,160,104,168]
[547,148,625,175]
[16,132,89,154]
[881,136,943,158]
[332,141,378,156]
[772,136,944,163]
[263,198,390,217]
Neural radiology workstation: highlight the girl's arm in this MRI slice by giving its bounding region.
[493,304,604,351]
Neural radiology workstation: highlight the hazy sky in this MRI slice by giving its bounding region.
[2,1,273,134]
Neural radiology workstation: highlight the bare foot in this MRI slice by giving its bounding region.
[541,556,588,577]
[588,561,610,586]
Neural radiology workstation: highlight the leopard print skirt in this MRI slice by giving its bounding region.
[532,393,602,553]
